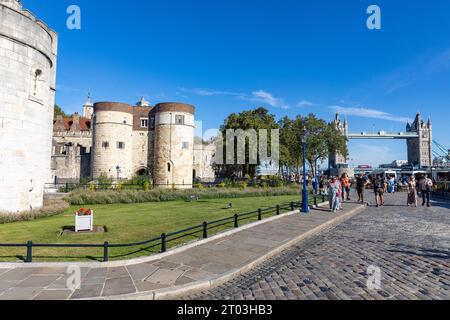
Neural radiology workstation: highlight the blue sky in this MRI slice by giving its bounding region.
[22,0,450,166]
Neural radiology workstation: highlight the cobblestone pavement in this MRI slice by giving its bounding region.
[187,192,450,300]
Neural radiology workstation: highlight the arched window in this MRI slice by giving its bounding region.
[167,163,171,172]
[33,69,42,96]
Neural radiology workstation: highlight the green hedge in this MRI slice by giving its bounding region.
[65,186,302,205]
[0,199,70,225]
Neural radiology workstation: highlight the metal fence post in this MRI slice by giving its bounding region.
[26,241,32,263]
[290,202,294,211]
[103,241,109,262]
[234,214,239,228]
[314,195,318,207]
[276,205,280,215]
[161,233,167,253]
[258,209,262,221]
[322,194,326,203]
[203,222,208,239]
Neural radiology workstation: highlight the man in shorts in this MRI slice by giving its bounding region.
[356,173,368,203]
[373,174,385,208]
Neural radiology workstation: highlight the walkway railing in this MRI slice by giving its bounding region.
[0,196,327,263]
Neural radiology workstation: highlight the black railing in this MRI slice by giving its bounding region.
[0,196,325,263]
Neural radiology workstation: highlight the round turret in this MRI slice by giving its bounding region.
[92,102,134,180]
[0,1,58,212]
[150,103,195,188]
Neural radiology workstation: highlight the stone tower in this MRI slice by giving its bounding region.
[328,112,349,168]
[92,102,134,179]
[150,103,195,189]
[82,93,94,119]
[406,113,433,168]
[0,0,58,212]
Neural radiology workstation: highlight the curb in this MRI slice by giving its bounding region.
[106,202,365,300]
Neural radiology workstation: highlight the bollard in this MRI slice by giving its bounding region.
[258,209,262,221]
[26,241,33,263]
[276,205,280,215]
[203,222,208,239]
[161,233,167,253]
[234,214,239,228]
[103,241,109,262]
[290,202,295,211]
[314,196,318,207]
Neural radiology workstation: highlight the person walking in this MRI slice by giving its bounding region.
[356,173,368,203]
[373,174,386,208]
[407,175,418,207]
[387,176,395,194]
[340,173,351,202]
[419,174,433,207]
[328,177,341,213]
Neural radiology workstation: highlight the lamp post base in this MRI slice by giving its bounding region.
[302,189,310,213]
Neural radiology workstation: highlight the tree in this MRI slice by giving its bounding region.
[54,104,69,118]
[279,114,348,179]
[217,107,279,177]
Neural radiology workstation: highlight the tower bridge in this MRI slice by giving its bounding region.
[329,112,433,169]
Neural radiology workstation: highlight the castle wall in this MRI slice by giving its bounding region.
[0,1,58,212]
[193,144,216,182]
[152,103,195,189]
[92,103,134,179]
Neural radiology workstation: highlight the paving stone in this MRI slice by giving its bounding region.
[33,289,72,300]
[106,266,129,279]
[70,284,103,300]
[0,287,42,300]
[16,275,60,288]
[145,269,184,286]
[102,276,136,297]
[127,263,158,281]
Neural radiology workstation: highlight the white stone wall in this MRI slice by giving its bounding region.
[92,111,133,179]
[153,111,195,188]
[132,131,149,174]
[0,1,58,212]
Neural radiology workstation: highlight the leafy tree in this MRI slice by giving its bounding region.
[217,107,279,177]
[54,104,69,118]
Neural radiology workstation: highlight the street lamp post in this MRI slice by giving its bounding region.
[116,165,121,181]
[301,127,310,214]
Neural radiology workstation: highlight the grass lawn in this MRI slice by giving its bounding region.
[0,195,315,262]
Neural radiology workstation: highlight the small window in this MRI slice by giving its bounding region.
[167,163,171,172]
[117,142,125,149]
[182,142,189,150]
[175,115,185,125]
[102,142,109,149]
[141,118,148,128]
[150,117,155,129]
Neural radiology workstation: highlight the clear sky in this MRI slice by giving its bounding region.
[21,0,450,166]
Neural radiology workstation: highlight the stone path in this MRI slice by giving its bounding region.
[0,199,364,300]
[186,192,450,300]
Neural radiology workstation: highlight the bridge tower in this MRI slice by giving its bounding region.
[328,112,349,169]
[406,113,433,168]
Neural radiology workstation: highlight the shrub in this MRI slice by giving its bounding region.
[98,173,112,190]
[194,183,206,190]
[65,185,301,205]
[143,180,151,191]
[238,181,248,189]
[0,199,70,225]
[217,182,226,188]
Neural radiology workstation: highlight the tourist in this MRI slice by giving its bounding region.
[373,174,386,207]
[407,175,418,207]
[328,177,342,213]
[340,173,351,201]
[419,174,433,207]
[387,176,395,194]
[355,173,369,203]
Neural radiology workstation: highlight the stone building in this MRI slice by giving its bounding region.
[0,0,58,212]
[52,98,216,188]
